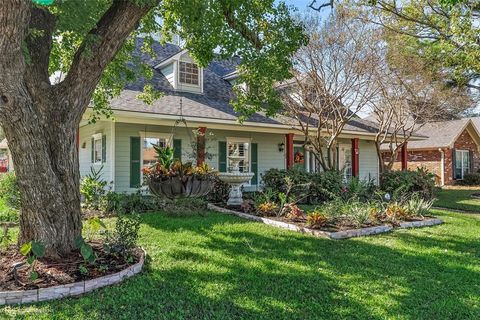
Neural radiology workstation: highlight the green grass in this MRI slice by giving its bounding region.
[434,189,480,212]
[1,209,480,319]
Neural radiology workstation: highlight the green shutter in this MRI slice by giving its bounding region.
[251,143,258,185]
[91,137,94,163]
[218,141,227,172]
[102,135,106,163]
[173,139,182,162]
[130,137,141,188]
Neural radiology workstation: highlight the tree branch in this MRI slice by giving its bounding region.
[61,0,155,121]
[222,6,263,50]
[308,1,334,12]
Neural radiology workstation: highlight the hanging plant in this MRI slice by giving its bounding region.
[143,146,216,199]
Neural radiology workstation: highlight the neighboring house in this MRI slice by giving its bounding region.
[0,138,12,172]
[382,118,480,186]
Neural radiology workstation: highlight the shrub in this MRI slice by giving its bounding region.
[342,202,371,227]
[80,166,108,210]
[340,177,377,202]
[0,172,21,209]
[309,170,344,202]
[104,214,141,260]
[385,203,411,220]
[306,211,328,229]
[100,191,160,215]
[205,176,230,204]
[404,194,433,217]
[256,201,278,216]
[285,204,306,222]
[380,168,435,200]
[458,173,480,186]
[261,168,345,204]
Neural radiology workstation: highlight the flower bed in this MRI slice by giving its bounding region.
[0,248,145,305]
[208,204,443,239]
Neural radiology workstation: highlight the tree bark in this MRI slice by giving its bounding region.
[0,0,154,257]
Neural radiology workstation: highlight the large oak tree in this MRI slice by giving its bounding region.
[0,0,305,257]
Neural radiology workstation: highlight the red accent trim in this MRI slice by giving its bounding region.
[197,127,207,165]
[401,142,408,171]
[286,133,294,169]
[351,138,359,177]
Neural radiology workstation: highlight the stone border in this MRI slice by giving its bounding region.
[0,249,146,306]
[208,203,443,240]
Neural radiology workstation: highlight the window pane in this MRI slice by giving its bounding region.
[455,150,462,169]
[94,139,102,163]
[179,62,199,85]
[143,138,167,167]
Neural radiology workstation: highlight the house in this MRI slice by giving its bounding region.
[73,39,401,192]
[382,118,480,185]
[0,40,417,191]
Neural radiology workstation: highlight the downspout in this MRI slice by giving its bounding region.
[438,148,444,186]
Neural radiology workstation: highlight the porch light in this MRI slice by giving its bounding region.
[278,142,285,152]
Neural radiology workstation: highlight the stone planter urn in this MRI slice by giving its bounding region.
[217,155,254,206]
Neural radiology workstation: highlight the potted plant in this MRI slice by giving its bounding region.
[142,145,216,199]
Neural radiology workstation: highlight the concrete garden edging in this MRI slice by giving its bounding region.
[0,249,146,306]
[207,203,443,240]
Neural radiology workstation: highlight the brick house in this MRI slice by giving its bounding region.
[383,118,480,186]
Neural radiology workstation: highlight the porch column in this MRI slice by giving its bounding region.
[286,133,294,169]
[401,142,408,171]
[197,127,207,165]
[351,138,359,177]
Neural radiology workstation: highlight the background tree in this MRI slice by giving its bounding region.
[370,30,473,173]
[280,10,381,171]
[0,0,305,257]
[309,0,479,95]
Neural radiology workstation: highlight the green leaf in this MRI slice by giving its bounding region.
[31,241,45,258]
[74,235,85,249]
[27,256,35,265]
[80,243,93,260]
[20,242,32,256]
[30,271,39,281]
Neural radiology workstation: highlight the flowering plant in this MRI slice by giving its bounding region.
[142,146,216,181]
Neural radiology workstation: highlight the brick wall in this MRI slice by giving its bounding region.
[381,128,480,185]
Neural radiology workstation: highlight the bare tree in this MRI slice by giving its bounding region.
[370,31,473,173]
[279,10,381,171]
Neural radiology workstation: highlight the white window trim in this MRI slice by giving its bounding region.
[92,133,103,165]
[139,132,173,188]
[455,149,470,180]
[226,137,252,186]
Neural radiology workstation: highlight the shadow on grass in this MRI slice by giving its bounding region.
[1,211,479,320]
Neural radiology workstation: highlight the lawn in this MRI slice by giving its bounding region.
[434,188,480,212]
[1,209,479,320]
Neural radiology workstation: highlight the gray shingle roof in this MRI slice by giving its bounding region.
[379,118,480,150]
[109,38,382,134]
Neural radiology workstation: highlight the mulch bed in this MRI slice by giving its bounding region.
[0,242,142,291]
[224,205,429,232]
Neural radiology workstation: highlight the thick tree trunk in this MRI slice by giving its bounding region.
[0,0,153,257]
[2,98,82,257]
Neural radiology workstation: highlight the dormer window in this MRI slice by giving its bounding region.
[179,61,199,85]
